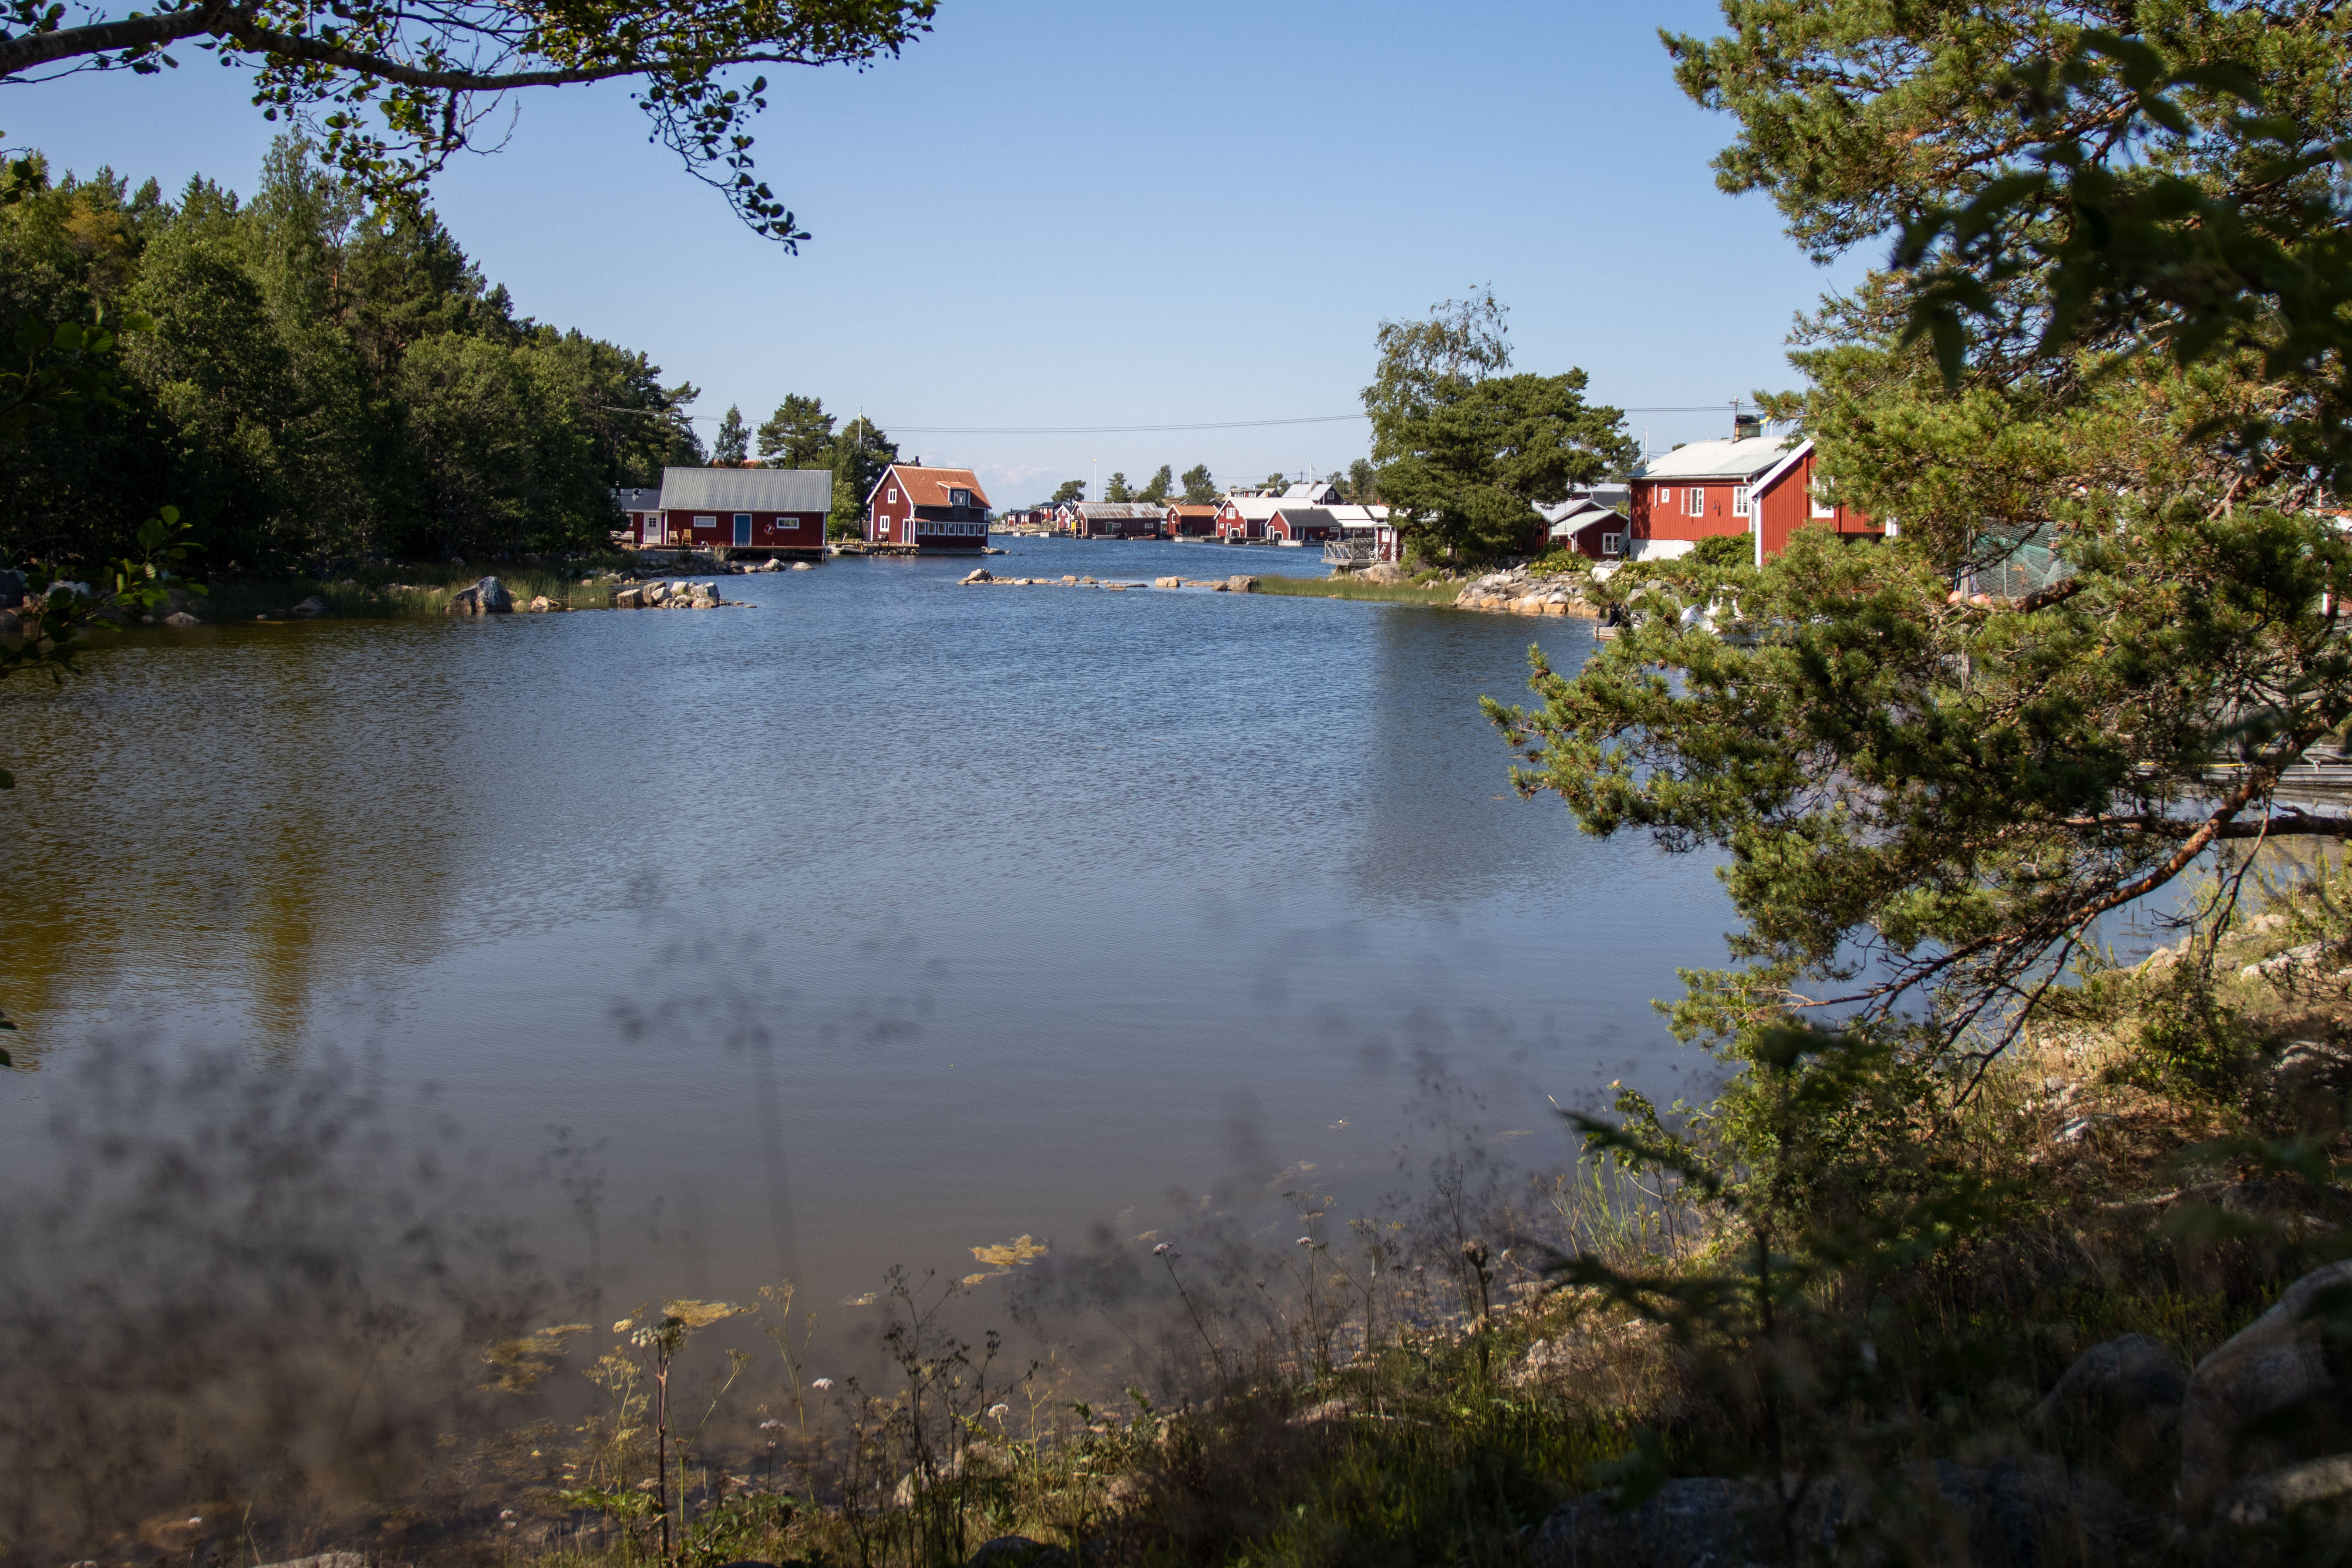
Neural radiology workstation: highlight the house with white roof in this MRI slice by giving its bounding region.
[1628,427,1876,563]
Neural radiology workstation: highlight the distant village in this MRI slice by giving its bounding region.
[605,414,1877,569]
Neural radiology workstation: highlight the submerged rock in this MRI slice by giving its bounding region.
[162,611,200,627]
[290,596,329,617]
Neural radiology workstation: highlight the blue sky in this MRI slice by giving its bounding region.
[9,0,1869,506]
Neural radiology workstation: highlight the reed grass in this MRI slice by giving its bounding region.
[1250,573,1463,606]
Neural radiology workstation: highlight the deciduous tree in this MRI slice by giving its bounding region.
[0,0,938,243]
[1365,291,1632,562]
[1179,463,1215,504]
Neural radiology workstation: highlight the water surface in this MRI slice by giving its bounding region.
[0,539,1733,1308]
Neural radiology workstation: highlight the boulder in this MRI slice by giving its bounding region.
[643,583,672,605]
[2217,1452,2352,1526]
[290,596,329,617]
[1154,576,1181,589]
[1210,581,1229,592]
[1532,1460,2129,1568]
[962,568,994,584]
[2035,1334,2187,1462]
[613,587,645,609]
[2263,1039,2352,1131]
[472,575,514,612]
[163,611,199,627]
[444,587,482,615]
[793,560,815,570]
[1227,575,1259,593]
[1062,576,1078,585]
[964,1538,1072,1568]
[2181,1258,2352,1517]
[1532,1477,1783,1567]
[526,596,556,613]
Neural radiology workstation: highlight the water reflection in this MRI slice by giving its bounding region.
[0,540,1729,1313]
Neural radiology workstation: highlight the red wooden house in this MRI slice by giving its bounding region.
[1747,438,1878,556]
[867,464,993,550]
[1266,507,1343,544]
[625,469,831,553]
[1166,503,1219,537]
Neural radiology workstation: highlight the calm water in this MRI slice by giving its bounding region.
[0,539,1732,1311]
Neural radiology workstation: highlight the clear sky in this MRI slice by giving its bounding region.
[9,0,1870,506]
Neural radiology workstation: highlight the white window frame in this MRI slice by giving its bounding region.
[1654,486,1672,511]
[1602,533,1624,556]
[1811,477,1836,519]
[1732,485,1752,518]
[1685,486,1706,518]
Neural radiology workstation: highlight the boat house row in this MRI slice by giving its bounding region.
[617,469,831,554]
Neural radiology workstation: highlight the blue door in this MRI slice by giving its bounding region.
[734,513,752,546]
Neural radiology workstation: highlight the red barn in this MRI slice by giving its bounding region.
[867,464,993,550]
[625,469,831,554]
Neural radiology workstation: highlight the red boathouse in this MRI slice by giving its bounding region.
[866,464,993,550]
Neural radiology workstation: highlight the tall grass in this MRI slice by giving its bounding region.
[1250,573,1463,606]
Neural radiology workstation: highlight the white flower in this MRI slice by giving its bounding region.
[1296,1236,1313,1246]
[1151,1243,1172,1256]
[811,1377,835,1391]
[987,1403,1011,1421]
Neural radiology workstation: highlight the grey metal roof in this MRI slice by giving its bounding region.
[1632,435,1796,482]
[613,487,662,511]
[1074,502,1167,519]
[657,466,833,513]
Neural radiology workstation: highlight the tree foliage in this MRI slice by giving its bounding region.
[711,402,748,465]
[1365,290,1633,561]
[1179,463,1215,505]
[0,0,937,243]
[1498,0,2352,1091]
[1047,479,1084,507]
[0,139,699,568]
[755,392,833,468]
[1136,463,1172,505]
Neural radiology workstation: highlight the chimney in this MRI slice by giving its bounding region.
[1733,412,1762,442]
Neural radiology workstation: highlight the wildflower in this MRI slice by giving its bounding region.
[758,1418,785,1431]
[1151,1243,1172,1256]
[612,1318,634,1334]
[186,1518,203,1528]
[1297,1236,1312,1246]
[987,1403,1011,1421]
[499,1510,517,1521]
[812,1376,835,1391]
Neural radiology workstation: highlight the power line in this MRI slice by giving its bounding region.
[612,404,1757,431]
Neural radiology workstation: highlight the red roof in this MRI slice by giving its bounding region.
[875,464,991,509]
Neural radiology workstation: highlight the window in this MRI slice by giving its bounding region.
[1602,533,1624,556]
[887,487,899,503]
[1654,487,1671,510]
[950,488,971,507]
[694,515,716,535]
[1732,485,1752,518]
[1685,487,1707,517]
[1811,476,1836,519]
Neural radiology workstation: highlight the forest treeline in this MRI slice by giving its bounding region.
[0,138,706,571]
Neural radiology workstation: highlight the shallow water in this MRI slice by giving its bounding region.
[0,538,1734,1312]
